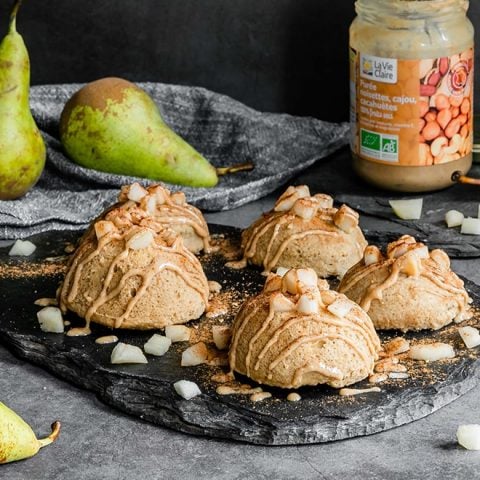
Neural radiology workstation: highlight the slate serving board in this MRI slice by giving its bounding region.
[1,225,480,446]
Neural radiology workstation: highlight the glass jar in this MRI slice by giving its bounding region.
[350,0,474,192]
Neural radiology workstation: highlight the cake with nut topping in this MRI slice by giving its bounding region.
[103,183,210,254]
[59,205,209,330]
[229,268,380,389]
[339,235,472,331]
[233,185,367,277]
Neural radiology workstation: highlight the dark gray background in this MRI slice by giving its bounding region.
[1,0,479,122]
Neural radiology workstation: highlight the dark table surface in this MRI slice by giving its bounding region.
[2,157,480,480]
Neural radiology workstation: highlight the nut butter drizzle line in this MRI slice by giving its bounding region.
[63,230,208,330]
[262,218,289,269]
[229,304,263,371]
[252,313,379,374]
[95,262,204,329]
[243,212,286,259]
[244,305,276,377]
[292,362,344,386]
[263,229,339,274]
[65,232,125,304]
[266,333,372,381]
[155,202,210,250]
[360,260,404,311]
[339,259,395,294]
[421,270,470,315]
[344,254,470,314]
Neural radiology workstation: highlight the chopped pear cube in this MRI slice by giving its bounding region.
[174,380,201,400]
[212,326,231,350]
[37,307,64,333]
[445,210,464,228]
[9,239,36,256]
[144,334,171,356]
[408,343,455,362]
[389,199,423,220]
[165,325,191,343]
[458,326,480,349]
[181,342,208,366]
[461,218,480,235]
[457,425,480,450]
[111,342,148,364]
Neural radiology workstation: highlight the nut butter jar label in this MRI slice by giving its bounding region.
[350,47,473,166]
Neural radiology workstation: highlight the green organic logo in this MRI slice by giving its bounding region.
[382,138,398,154]
[361,130,380,151]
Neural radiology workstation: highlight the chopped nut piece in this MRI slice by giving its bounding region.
[384,337,410,356]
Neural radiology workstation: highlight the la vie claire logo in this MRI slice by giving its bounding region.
[360,54,398,84]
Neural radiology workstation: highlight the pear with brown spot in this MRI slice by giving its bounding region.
[60,77,218,188]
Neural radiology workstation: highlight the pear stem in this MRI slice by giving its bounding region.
[37,421,61,449]
[216,162,254,176]
[9,0,22,33]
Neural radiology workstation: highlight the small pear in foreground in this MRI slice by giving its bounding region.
[0,401,60,464]
[0,0,46,200]
[59,77,218,188]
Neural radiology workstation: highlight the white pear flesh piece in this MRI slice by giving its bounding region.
[445,210,464,228]
[127,182,148,202]
[271,293,296,312]
[37,307,64,333]
[94,220,115,239]
[275,267,289,277]
[127,230,154,249]
[144,334,171,356]
[296,268,318,289]
[457,425,480,450]
[458,326,480,349]
[212,326,231,350]
[174,380,202,400]
[408,343,455,362]
[389,199,423,220]
[327,298,353,318]
[181,342,208,366]
[461,218,480,235]
[111,342,148,364]
[9,239,36,256]
[296,294,319,315]
[164,325,191,342]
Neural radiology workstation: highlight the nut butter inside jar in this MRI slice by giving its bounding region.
[350,0,474,192]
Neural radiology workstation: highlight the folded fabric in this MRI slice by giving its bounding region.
[0,82,349,239]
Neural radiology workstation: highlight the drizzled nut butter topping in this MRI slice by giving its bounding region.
[230,185,367,277]
[229,267,380,389]
[115,183,211,253]
[59,206,209,331]
[339,235,473,331]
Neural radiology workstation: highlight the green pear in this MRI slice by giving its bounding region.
[0,0,46,200]
[0,401,60,464]
[60,77,218,187]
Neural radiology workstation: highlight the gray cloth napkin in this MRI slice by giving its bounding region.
[0,83,349,239]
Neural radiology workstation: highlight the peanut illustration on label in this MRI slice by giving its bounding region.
[418,49,473,166]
